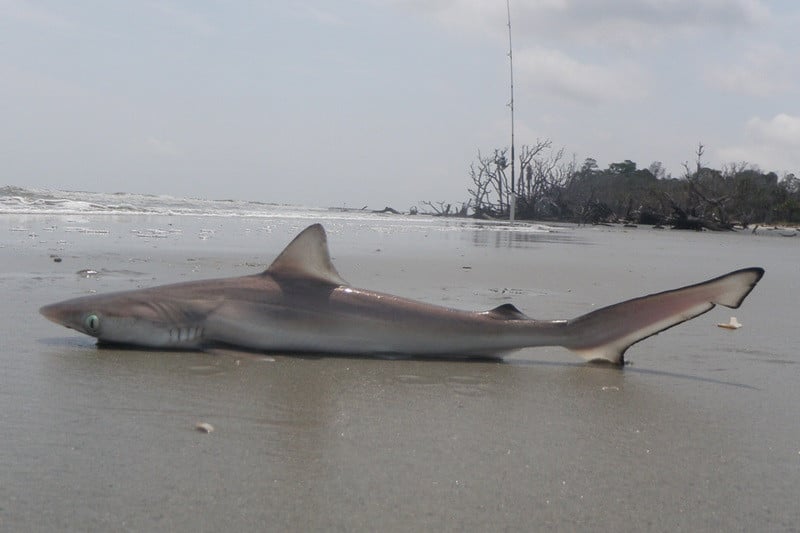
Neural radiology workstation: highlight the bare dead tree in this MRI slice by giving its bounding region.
[493,149,510,213]
[695,142,705,175]
[517,139,552,199]
[721,161,755,179]
[532,147,565,192]
[468,154,495,216]
[469,140,571,219]
[516,142,564,219]
[419,200,470,217]
[467,148,512,216]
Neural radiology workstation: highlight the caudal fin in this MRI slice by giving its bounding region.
[562,267,764,364]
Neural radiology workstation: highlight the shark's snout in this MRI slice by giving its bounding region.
[39,302,80,330]
[40,303,64,324]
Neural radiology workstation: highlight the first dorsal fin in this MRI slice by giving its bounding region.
[265,224,349,286]
[486,303,529,320]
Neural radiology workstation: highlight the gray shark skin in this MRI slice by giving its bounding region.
[40,224,764,365]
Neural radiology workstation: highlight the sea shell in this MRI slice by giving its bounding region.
[195,422,214,433]
[717,317,742,330]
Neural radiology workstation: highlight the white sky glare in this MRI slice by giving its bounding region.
[2,0,798,208]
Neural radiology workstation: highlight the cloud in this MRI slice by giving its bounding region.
[747,114,800,147]
[382,0,770,46]
[516,47,647,104]
[378,0,765,104]
[717,114,800,171]
[548,0,769,29]
[550,0,767,48]
[705,43,794,96]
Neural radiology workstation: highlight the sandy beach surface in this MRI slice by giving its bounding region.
[2,213,798,531]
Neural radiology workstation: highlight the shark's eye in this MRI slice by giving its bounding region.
[84,314,101,334]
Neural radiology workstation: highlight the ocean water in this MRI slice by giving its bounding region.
[0,185,299,217]
[0,185,570,246]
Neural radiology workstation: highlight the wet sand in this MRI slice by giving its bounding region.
[2,214,799,531]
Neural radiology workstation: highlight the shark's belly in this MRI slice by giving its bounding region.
[203,299,523,356]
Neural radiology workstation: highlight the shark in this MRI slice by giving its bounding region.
[40,223,764,365]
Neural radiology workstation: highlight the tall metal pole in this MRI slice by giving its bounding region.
[506,0,516,222]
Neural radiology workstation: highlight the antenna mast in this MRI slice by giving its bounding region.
[506,0,516,221]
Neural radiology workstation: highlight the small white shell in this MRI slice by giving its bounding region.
[717,317,742,330]
[195,422,214,433]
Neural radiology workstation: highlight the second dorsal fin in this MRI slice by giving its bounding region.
[486,303,529,320]
[265,224,349,286]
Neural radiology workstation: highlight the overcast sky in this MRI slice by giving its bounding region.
[2,0,799,208]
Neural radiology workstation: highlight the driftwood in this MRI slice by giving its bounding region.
[372,206,401,215]
[663,193,731,231]
[420,201,470,217]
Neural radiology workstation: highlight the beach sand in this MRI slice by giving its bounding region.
[2,214,799,531]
